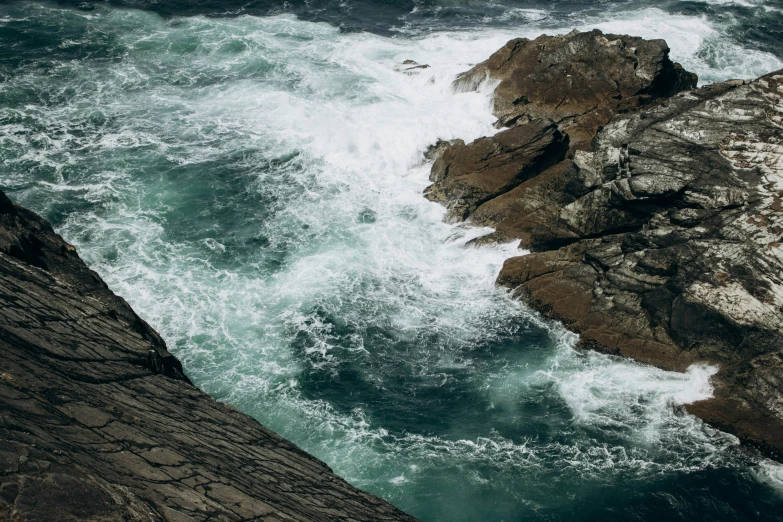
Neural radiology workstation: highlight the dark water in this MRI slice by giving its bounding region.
[1,0,783,520]
[48,0,783,52]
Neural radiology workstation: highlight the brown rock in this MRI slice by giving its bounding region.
[0,192,418,521]
[428,29,697,226]
[426,28,783,458]
[495,71,783,457]
[455,29,697,134]
[425,118,568,220]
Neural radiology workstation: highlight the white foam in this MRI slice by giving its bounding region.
[1,2,779,507]
[583,8,782,83]
[494,8,549,23]
[757,459,783,492]
[700,0,761,7]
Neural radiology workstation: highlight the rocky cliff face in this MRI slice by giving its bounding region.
[427,30,783,458]
[0,191,417,521]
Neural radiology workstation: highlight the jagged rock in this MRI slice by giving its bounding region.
[425,119,568,220]
[495,71,783,457]
[426,28,783,457]
[455,29,697,137]
[0,191,418,521]
[394,60,431,74]
[427,29,697,225]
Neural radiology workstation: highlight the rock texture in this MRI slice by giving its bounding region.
[426,118,568,220]
[427,29,783,458]
[427,30,697,223]
[0,190,417,521]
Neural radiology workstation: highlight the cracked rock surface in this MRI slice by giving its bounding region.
[427,29,783,458]
[0,190,417,521]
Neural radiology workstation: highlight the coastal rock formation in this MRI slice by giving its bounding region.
[455,29,697,134]
[496,72,783,456]
[427,29,697,222]
[425,119,568,219]
[0,191,417,521]
[427,29,783,457]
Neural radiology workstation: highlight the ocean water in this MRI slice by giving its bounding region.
[1,1,783,520]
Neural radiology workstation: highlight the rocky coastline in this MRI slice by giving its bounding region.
[0,190,417,521]
[2,25,782,522]
[426,29,783,458]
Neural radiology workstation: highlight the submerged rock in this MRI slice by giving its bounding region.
[395,60,431,74]
[0,191,417,520]
[427,29,783,458]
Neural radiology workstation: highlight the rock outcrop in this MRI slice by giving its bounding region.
[426,118,568,220]
[427,29,783,457]
[0,190,417,521]
[427,30,697,223]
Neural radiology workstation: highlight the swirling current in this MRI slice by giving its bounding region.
[2,0,783,520]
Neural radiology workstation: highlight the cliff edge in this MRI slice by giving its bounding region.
[0,190,417,521]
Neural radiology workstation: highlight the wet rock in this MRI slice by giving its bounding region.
[495,71,783,457]
[455,29,697,137]
[395,60,431,74]
[426,28,783,458]
[425,118,568,221]
[428,29,697,226]
[0,191,418,521]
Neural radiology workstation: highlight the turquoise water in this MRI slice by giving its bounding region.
[2,1,783,520]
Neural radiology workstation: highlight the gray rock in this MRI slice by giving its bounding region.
[495,72,783,458]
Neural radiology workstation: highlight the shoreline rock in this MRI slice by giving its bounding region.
[426,29,697,224]
[0,191,417,521]
[427,29,783,459]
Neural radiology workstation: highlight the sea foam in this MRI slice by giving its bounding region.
[1,2,781,519]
